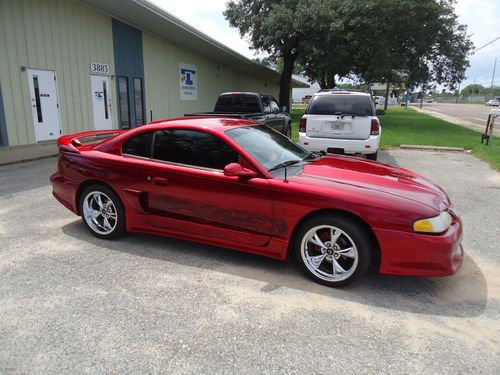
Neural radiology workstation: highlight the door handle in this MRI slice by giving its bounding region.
[151,177,168,186]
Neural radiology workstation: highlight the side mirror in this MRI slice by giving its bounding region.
[281,106,288,113]
[223,163,258,179]
[376,109,385,116]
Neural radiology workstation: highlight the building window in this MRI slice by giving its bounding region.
[33,76,43,123]
[117,76,130,129]
[134,77,144,126]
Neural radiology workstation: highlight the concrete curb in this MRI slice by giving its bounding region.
[400,144,465,152]
[0,153,58,167]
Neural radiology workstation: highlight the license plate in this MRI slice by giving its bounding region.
[330,122,344,131]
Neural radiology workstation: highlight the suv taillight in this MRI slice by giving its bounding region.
[299,117,307,132]
[370,118,380,135]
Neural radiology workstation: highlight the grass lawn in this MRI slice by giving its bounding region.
[290,106,500,171]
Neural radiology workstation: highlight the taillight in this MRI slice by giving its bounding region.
[370,118,380,135]
[299,117,307,132]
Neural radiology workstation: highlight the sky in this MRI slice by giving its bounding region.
[149,0,500,90]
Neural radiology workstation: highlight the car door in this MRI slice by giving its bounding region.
[143,128,273,247]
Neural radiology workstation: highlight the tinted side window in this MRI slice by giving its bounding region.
[153,129,239,170]
[307,95,375,116]
[270,98,280,113]
[122,132,153,158]
[262,96,271,113]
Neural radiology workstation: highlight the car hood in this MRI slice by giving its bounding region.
[293,155,449,211]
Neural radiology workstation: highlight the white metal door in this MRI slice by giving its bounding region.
[26,69,61,142]
[90,75,112,130]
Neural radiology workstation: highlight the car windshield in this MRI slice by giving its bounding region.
[307,94,374,116]
[226,125,310,171]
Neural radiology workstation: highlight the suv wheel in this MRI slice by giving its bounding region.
[366,151,378,161]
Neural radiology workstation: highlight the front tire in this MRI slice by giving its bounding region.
[79,184,125,239]
[293,215,373,287]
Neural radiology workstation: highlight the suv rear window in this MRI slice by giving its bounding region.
[307,95,374,116]
[214,95,260,113]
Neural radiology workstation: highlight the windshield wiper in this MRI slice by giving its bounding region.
[268,159,301,172]
[303,152,322,161]
[334,112,368,118]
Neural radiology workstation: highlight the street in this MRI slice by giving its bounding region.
[0,151,499,374]
[416,103,495,133]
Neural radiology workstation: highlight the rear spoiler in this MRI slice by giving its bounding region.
[57,130,124,153]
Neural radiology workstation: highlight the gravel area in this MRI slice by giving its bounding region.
[0,150,499,374]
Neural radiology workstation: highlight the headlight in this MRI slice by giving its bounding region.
[413,211,452,233]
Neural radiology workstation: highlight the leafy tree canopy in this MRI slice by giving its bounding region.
[225,0,473,105]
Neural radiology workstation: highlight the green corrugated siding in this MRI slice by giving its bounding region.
[142,32,280,121]
[0,0,282,146]
[0,0,116,146]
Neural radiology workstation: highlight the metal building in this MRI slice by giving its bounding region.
[0,0,306,147]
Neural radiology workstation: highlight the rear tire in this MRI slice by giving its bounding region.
[366,151,378,161]
[79,184,126,240]
[292,214,373,287]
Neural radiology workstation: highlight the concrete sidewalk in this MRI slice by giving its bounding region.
[0,141,58,166]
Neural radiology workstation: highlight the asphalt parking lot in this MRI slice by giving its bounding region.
[1,150,499,374]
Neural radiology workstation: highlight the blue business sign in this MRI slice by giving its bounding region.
[180,63,197,101]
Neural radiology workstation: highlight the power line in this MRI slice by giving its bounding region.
[473,35,500,53]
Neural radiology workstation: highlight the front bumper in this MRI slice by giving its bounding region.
[298,132,380,155]
[374,219,463,277]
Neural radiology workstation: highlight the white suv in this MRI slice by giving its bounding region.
[299,91,383,160]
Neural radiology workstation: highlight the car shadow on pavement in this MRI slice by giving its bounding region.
[378,150,400,167]
[62,220,488,319]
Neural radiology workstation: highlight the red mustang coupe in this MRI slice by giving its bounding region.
[51,117,463,286]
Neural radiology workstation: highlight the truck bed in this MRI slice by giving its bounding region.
[184,112,264,118]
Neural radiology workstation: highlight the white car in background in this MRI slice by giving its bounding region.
[299,91,383,160]
[485,99,499,107]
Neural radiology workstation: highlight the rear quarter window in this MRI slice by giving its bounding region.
[307,95,375,116]
[122,132,153,158]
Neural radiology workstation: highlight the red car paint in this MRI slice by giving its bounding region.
[50,117,463,277]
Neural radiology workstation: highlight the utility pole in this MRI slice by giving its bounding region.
[491,57,497,88]
[456,82,461,104]
[472,77,476,103]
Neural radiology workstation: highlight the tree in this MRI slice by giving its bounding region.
[461,84,484,95]
[348,0,473,105]
[224,0,332,109]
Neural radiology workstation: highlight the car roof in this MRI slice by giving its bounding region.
[146,116,260,132]
[313,91,371,97]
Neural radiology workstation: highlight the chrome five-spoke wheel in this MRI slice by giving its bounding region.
[79,185,125,239]
[83,192,118,235]
[294,215,373,287]
[301,225,358,282]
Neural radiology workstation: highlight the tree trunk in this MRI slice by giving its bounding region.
[420,85,425,109]
[327,75,336,89]
[279,53,295,111]
[384,80,390,111]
